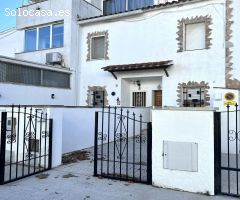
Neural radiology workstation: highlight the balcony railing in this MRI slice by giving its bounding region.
[103,0,154,15]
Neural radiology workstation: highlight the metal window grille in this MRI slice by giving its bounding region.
[0,62,70,88]
[183,87,205,107]
[132,92,146,107]
[92,91,105,107]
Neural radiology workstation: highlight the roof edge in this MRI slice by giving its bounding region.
[78,0,212,25]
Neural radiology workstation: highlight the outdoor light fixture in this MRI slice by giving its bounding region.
[51,94,55,99]
[136,80,141,90]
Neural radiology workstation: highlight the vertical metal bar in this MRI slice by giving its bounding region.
[227,104,230,194]
[94,112,99,176]
[236,104,239,196]
[39,112,43,170]
[34,109,37,173]
[103,91,105,108]
[200,88,202,107]
[44,113,47,170]
[101,104,104,176]
[107,106,110,175]
[139,114,142,181]
[22,107,26,176]
[147,122,152,185]
[0,112,7,184]
[28,107,33,175]
[119,108,123,177]
[15,105,20,179]
[126,110,129,178]
[214,112,221,194]
[9,105,14,181]
[48,119,53,169]
[133,112,136,179]
[113,107,116,176]
[93,91,96,107]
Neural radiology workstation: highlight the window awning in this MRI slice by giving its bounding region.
[102,60,173,79]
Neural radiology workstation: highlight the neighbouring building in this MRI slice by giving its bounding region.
[0,0,101,105]
[77,0,240,109]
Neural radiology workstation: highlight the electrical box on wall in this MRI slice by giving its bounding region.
[163,141,198,172]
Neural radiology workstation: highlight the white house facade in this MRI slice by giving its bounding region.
[78,0,230,108]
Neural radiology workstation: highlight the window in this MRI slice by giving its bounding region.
[92,91,105,107]
[103,0,154,15]
[91,36,105,60]
[52,23,64,48]
[86,86,108,107]
[185,23,206,51]
[25,29,37,52]
[183,87,205,107]
[42,70,70,88]
[132,92,146,107]
[0,62,70,88]
[87,31,109,61]
[38,26,50,50]
[176,16,212,52]
[24,23,64,52]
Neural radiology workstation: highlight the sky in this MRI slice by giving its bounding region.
[0,0,25,31]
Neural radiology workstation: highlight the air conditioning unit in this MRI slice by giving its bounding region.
[46,52,63,65]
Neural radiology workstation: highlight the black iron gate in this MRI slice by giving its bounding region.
[0,105,53,184]
[215,104,240,197]
[94,107,152,184]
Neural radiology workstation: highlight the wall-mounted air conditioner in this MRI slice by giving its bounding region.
[46,52,63,65]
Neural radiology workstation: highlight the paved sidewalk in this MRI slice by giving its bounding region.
[0,159,234,200]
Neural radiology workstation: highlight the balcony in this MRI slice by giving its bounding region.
[103,0,154,15]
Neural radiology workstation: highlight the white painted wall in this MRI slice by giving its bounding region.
[49,108,63,167]
[152,109,215,195]
[0,29,23,58]
[79,0,225,107]
[49,107,151,154]
[0,83,74,105]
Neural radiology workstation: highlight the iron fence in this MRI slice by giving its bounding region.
[0,105,53,184]
[94,106,152,184]
[215,104,240,197]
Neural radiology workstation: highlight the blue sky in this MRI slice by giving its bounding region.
[0,0,24,31]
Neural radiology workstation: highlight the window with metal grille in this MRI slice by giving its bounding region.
[183,87,205,107]
[92,91,105,107]
[91,36,105,60]
[0,62,70,89]
[132,92,146,107]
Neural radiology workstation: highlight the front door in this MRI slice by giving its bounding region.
[154,90,162,107]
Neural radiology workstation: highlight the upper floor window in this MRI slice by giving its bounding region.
[52,23,64,48]
[185,23,206,51]
[39,26,50,50]
[91,36,105,60]
[87,31,109,61]
[25,29,37,52]
[103,0,154,15]
[24,22,64,52]
[177,16,212,53]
